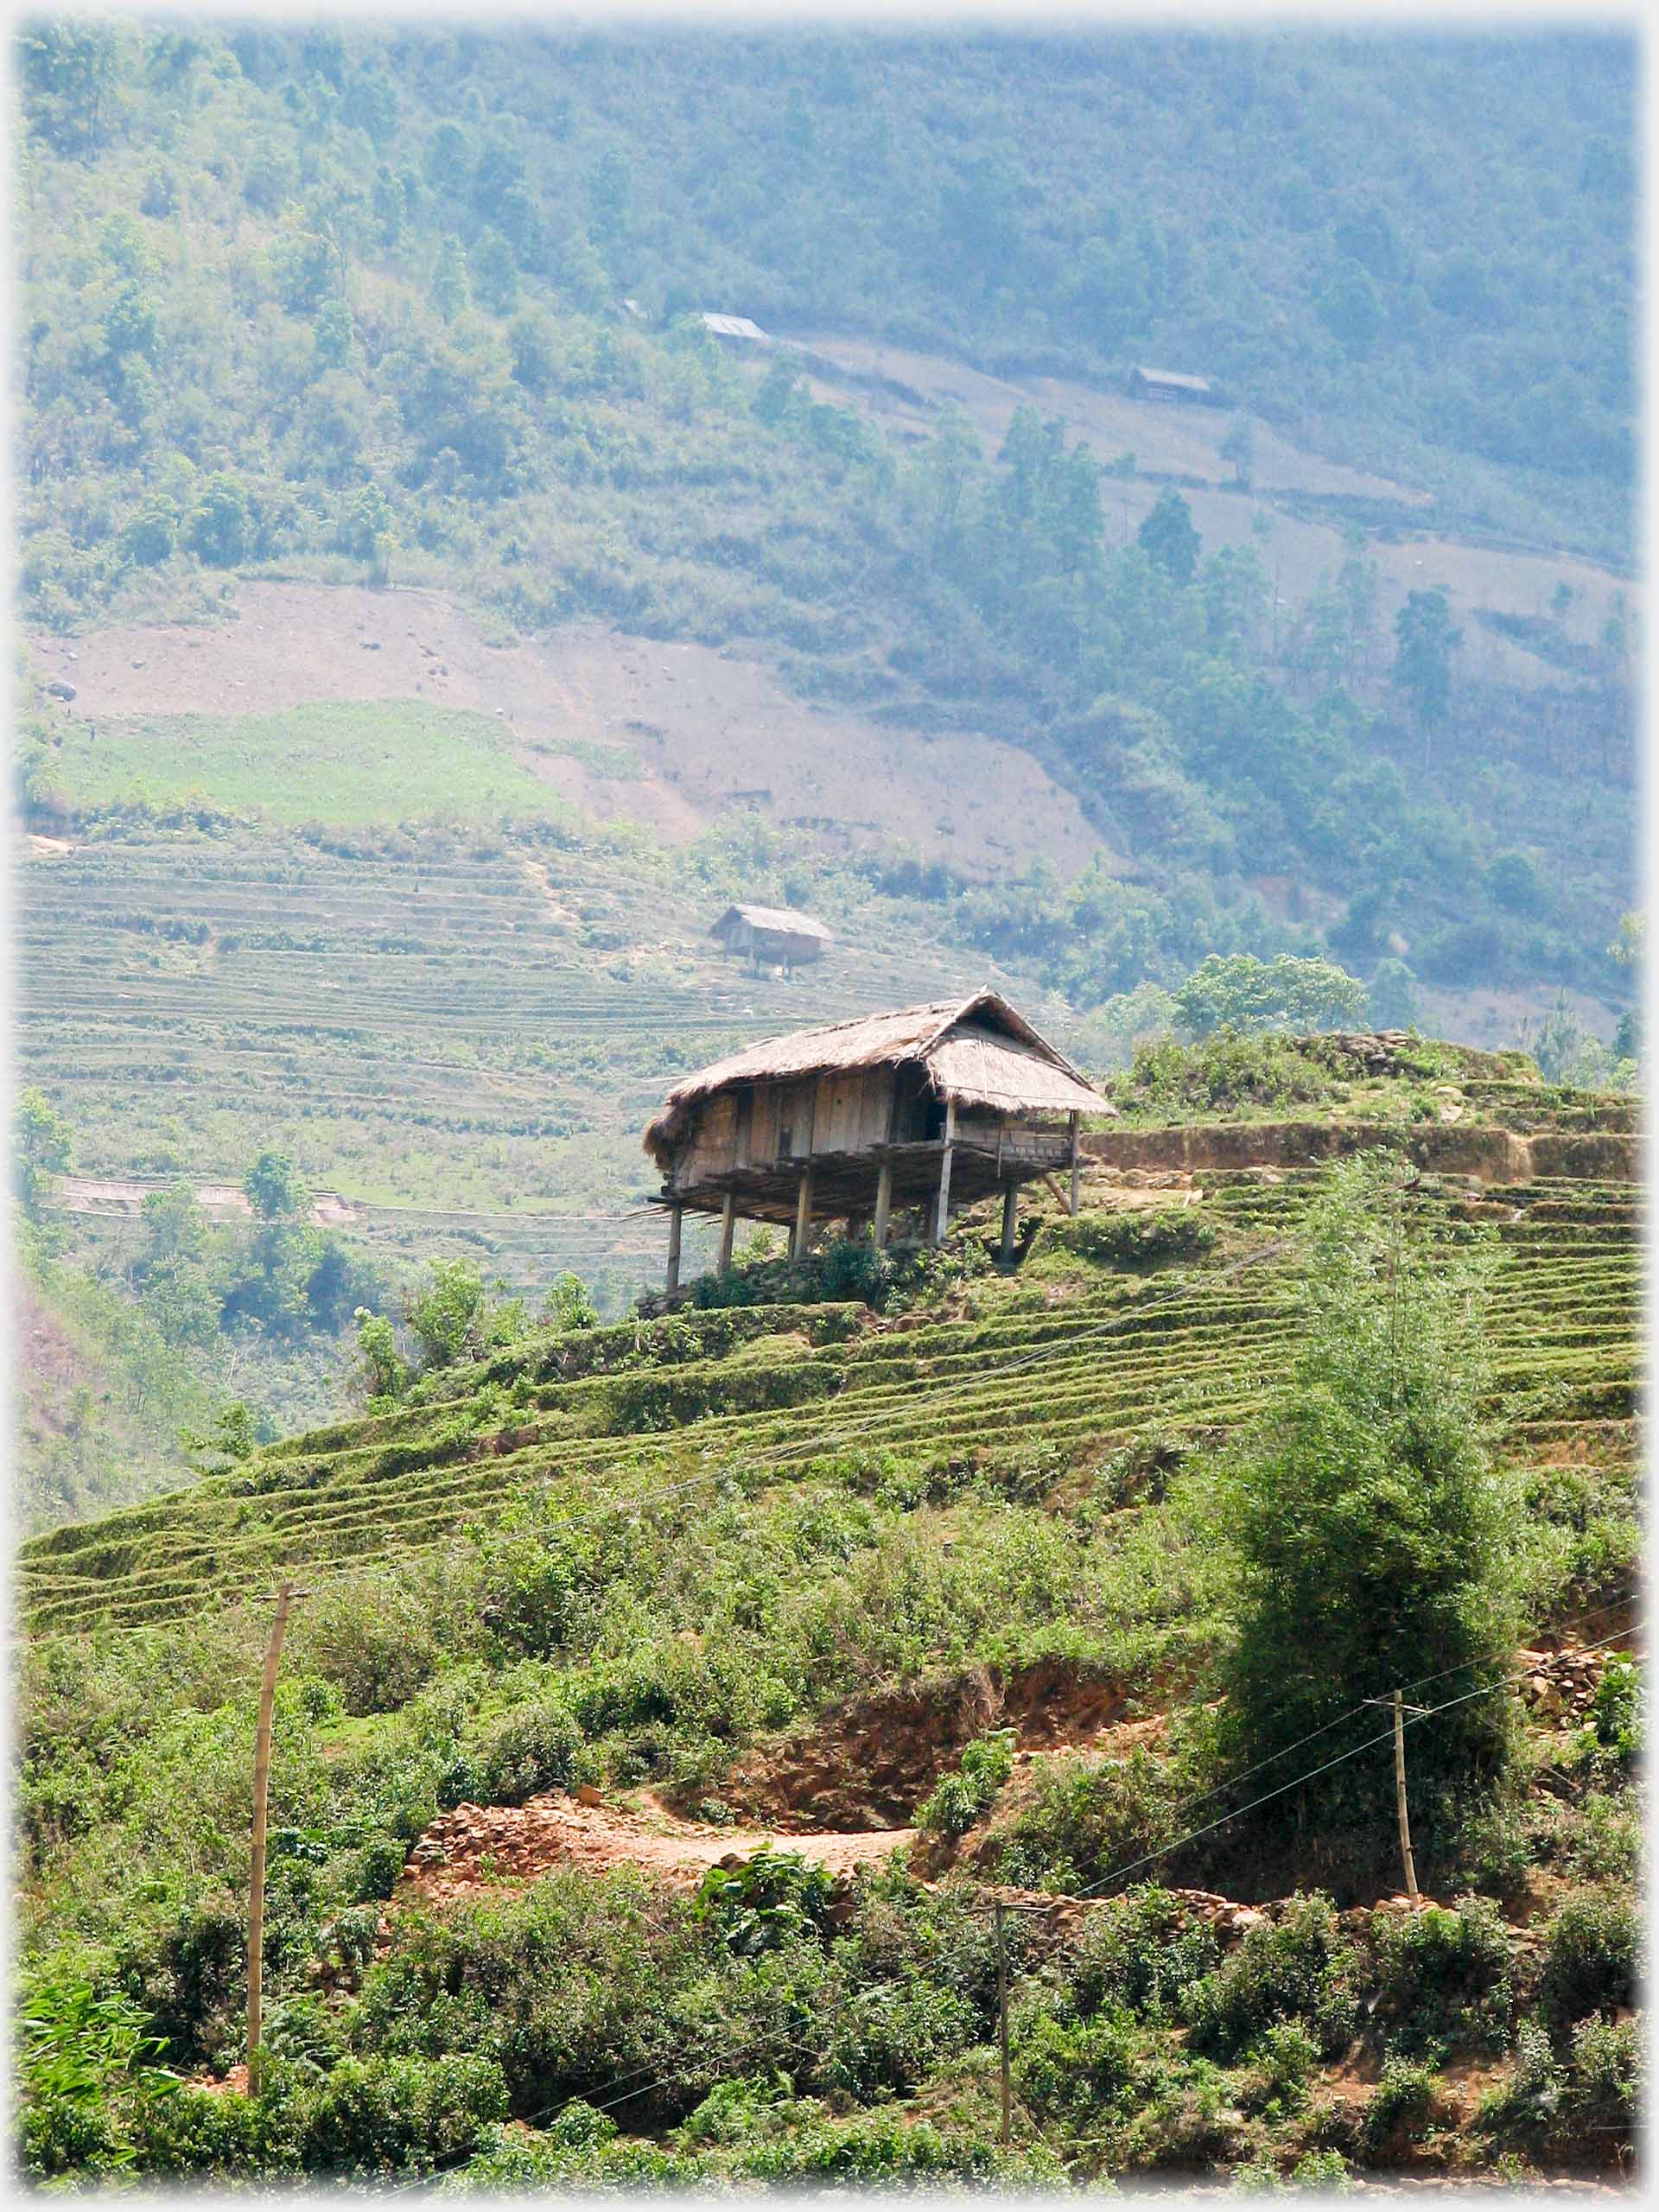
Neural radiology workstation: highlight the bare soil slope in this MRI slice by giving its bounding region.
[29,582,1104,878]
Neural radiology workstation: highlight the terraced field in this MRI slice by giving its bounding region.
[20,827,1065,1300]
[21,1161,1637,1637]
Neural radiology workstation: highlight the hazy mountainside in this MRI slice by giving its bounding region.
[16,1058,1640,2184]
[18,19,1637,1006]
[13,21,1637,1527]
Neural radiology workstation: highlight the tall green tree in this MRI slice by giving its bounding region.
[1136,487,1200,584]
[1392,586,1461,737]
[1213,1157,1518,1864]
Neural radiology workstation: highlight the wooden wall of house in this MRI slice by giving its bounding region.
[670,1068,899,1190]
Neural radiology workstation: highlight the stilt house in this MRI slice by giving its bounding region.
[710,903,833,970]
[644,992,1113,1293]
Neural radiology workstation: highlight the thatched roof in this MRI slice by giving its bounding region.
[712,903,834,944]
[644,992,1110,1166]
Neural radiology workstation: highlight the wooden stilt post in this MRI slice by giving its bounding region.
[791,1166,813,1260]
[249,1580,297,2082]
[1000,1181,1019,1267]
[716,1191,735,1276]
[845,1211,868,1244]
[932,1101,957,1247]
[1068,1112,1081,1218]
[665,1203,683,1297]
[873,1158,893,1249]
[995,1898,1011,2147]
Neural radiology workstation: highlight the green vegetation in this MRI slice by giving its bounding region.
[14,1138,1639,2183]
[37,701,559,828]
[1212,1158,1519,1864]
[16,22,1638,1023]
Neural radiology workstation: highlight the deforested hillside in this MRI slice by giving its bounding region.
[18,20,1638,1024]
[16,1047,1638,2184]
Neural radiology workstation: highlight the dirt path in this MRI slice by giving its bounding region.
[398,1789,914,1910]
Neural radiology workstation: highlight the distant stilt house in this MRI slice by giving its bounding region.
[698,313,770,347]
[1127,365,1215,405]
[644,992,1113,1293]
[710,903,833,973]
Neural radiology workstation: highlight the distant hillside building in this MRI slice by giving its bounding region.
[644,991,1113,1291]
[699,313,770,346]
[1128,365,1215,405]
[711,904,833,972]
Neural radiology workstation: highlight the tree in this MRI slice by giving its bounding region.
[1392,587,1461,747]
[13,1088,73,1218]
[1173,953,1367,1039]
[244,1150,304,1221]
[1367,957,1420,1031]
[1136,488,1200,585]
[187,474,249,567]
[431,235,467,324]
[1221,414,1255,489]
[1213,1157,1518,1861]
[470,227,519,315]
[403,1258,526,1372]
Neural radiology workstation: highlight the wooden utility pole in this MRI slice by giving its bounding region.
[665,1203,683,1296]
[1368,1688,1422,1900]
[1391,1688,1420,1901]
[249,1580,300,2080]
[995,1898,1011,2146]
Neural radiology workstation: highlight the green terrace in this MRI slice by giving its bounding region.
[19,1168,1637,1637]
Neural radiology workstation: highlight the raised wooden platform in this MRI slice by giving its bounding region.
[655,1134,1071,1226]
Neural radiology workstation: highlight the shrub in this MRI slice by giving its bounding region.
[1063,1885,1219,2022]
[1364,2056,1442,2156]
[1370,1896,1515,2054]
[1050,1207,1216,1271]
[1586,1658,1641,1767]
[1012,2003,1137,2127]
[1560,2014,1641,2139]
[442,1694,583,1808]
[1237,2020,1320,2119]
[1183,1893,1358,2060]
[997,1746,1180,1893]
[1540,1891,1637,2024]
[297,2052,508,2172]
[693,1848,836,1957]
[916,1728,1016,1839]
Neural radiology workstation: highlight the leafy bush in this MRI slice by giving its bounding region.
[916,1728,1016,1839]
[1183,1893,1359,2060]
[1062,1885,1219,2022]
[1540,1890,1637,2024]
[1236,2020,1320,2119]
[297,2053,508,2172]
[1012,2003,1137,2126]
[442,1694,584,1808]
[1049,1207,1216,1271]
[1370,1896,1515,2054]
[996,1746,1180,1893]
[693,1848,836,1957]
[1560,2013,1641,2139]
[1585,1658,1641,1767]
[1364,2056,1442,2156]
